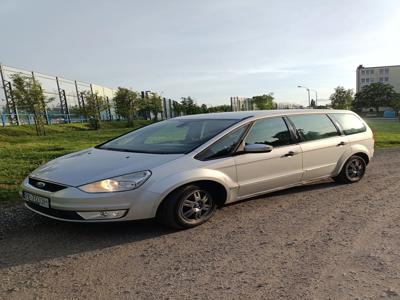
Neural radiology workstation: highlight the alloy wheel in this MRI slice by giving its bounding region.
[178,190,213,223]
[345,157,365,181]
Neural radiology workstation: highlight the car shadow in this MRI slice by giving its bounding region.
[1,179,339,269]
[0,212,176,269]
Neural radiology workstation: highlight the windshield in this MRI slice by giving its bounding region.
[98,119,239,154]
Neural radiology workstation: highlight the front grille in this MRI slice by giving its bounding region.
[29,178,67,192]
[26,202,84,220]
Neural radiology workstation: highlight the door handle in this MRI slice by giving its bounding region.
[282,151,297,157]
[337,141,347,146]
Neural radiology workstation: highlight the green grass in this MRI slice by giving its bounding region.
[0,118,399,205]
[0,120,151,205]
[365,118,400,148]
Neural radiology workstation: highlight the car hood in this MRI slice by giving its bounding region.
[30,148,183,186]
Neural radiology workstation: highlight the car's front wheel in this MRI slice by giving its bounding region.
[156,184,217,229]
[332,155,367,184]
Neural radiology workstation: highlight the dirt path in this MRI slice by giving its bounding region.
[1,148,400,299]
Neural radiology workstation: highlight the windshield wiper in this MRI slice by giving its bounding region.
[99,147,144,153]
[100,147,182,154]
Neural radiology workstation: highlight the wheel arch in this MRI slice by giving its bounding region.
[352,152,370,165]
[155,179,229,217]
[333,150,370,177]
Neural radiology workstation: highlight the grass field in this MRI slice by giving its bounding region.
[365,118,400,148]
[0,121,151,204]
[0,118,399,204]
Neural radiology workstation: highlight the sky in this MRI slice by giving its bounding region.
[1,0,400,106]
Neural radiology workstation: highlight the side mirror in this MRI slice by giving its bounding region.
[244,144,273,153]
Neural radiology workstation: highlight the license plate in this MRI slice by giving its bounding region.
[23,191,50,208]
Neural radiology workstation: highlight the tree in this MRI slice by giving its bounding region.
[150,95,163,120]
[329,86,353,109]
[353,83,398,113]
[180,97,202,115]
[208,105,232,112]
[310,99,316,108]
[252,93,275,110]
[172,101,183,116]
[139,94,163,121]
[80,91,109,130]
[200,104,208,113]
[113,87,139,126]
[392,94,400,118]
[68,105,81,116]
[10,74,53,136]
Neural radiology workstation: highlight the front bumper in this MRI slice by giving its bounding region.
[21,177,162,222]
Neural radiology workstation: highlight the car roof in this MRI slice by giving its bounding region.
[174,109,354,120]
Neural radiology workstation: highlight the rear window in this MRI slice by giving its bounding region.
[331,113,366,135]
[288,114,339,141]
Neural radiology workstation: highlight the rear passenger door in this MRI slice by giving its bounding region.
[288,114,351,181]
[234,117,303,198]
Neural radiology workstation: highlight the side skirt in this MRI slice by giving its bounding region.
[232,175,333,203]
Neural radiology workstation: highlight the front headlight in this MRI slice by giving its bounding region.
[79,170,151,193]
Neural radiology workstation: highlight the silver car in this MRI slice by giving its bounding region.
[22,110,374,228]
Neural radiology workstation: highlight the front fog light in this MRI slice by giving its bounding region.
[77,210,127,220]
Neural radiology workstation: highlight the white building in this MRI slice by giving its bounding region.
[356,64,400,93]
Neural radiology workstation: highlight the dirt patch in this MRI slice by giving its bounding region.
[1,148,400,299]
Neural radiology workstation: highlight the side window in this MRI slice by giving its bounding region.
[289,114,339,141]
[332,113,366,135]
[196,126,247,160]
[244,117,292,147]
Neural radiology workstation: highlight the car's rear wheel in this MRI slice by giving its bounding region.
[332,155,366,184]
[156,184,217,229]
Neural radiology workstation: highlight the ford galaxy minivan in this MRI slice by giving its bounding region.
[22,110,374,228]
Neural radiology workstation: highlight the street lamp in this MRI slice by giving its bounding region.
[297,85,310,107]
[310,89,318,107]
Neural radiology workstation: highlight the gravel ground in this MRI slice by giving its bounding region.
[1,148,400,300]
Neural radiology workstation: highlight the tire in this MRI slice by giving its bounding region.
[332,155,367,184]
[156,184,217,229]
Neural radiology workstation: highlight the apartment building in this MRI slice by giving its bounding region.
[356,64,400,92]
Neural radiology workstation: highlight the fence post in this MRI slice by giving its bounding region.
[1,113,5,127]
[0,64,19,125]
[56,76,71,123]
[31,71,49,125]
[106,96,112,121]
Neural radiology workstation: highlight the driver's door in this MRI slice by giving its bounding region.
[234,117,303,198]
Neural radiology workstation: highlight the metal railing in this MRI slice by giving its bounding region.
[0,113,93,127]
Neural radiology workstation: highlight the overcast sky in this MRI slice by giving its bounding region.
[1,0,400,106]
